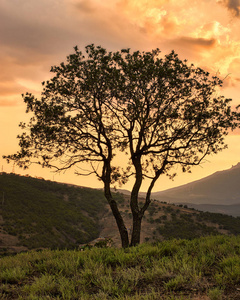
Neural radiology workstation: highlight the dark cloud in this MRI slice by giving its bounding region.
[168,37,217,60]
[219,0,240,17]
[73,0,96,13]
[0,0,89,107]
[176,37,217,48]
[0,8,76,57]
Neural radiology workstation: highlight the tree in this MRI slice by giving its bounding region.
[5,44,240,247]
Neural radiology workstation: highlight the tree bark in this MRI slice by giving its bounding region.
[130,212,143,246]
[101,134,130,248]
[130,156,143,246]
[104,188,129,248]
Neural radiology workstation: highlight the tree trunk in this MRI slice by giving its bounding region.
[130,156,143,246]
[102,154,129,247]
[104,185,129,248]
[130,212,143,246]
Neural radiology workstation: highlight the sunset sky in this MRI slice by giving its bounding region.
[1,0,240,192]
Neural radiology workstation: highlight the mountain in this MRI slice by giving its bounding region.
[180,203,240,217]
[149,163,240,214]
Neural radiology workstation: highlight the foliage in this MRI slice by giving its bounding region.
[4,44,240,247]
[1,235,240,299]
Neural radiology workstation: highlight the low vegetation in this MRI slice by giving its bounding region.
[0,173,111,253]
[143,201,240,243]
[2,173,240,254]
[1,235,240,299]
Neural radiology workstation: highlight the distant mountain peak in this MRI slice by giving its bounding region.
[151,162,240,207]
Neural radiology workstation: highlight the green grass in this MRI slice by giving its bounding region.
[1,235,240,299]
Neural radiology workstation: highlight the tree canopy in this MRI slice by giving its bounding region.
[5,44,240,247]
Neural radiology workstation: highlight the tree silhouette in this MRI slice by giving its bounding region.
[5,44,240,247]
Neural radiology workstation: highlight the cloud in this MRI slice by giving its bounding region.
[217,0,240,17]
[68,0,151,50]
[0,0,89,106]
[174,37,217,49]
[0,0,240,110]
[73,0,96,13]
[0,2,78,57]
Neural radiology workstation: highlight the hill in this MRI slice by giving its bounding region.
[2,172,240,255]
[179,203,240,217]
[0,172,112,254]
[150,163,240,212]
[88,195,240,247]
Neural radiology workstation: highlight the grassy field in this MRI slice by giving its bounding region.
[1,235,240,299]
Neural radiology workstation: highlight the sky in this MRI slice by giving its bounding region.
[1,0,240,192]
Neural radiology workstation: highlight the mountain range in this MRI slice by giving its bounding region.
[149,162,240,216]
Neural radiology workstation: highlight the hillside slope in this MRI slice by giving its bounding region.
[98,196,240,247]
[2,172,240,254]
[0,173,110,254]
[151,163,240,207]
